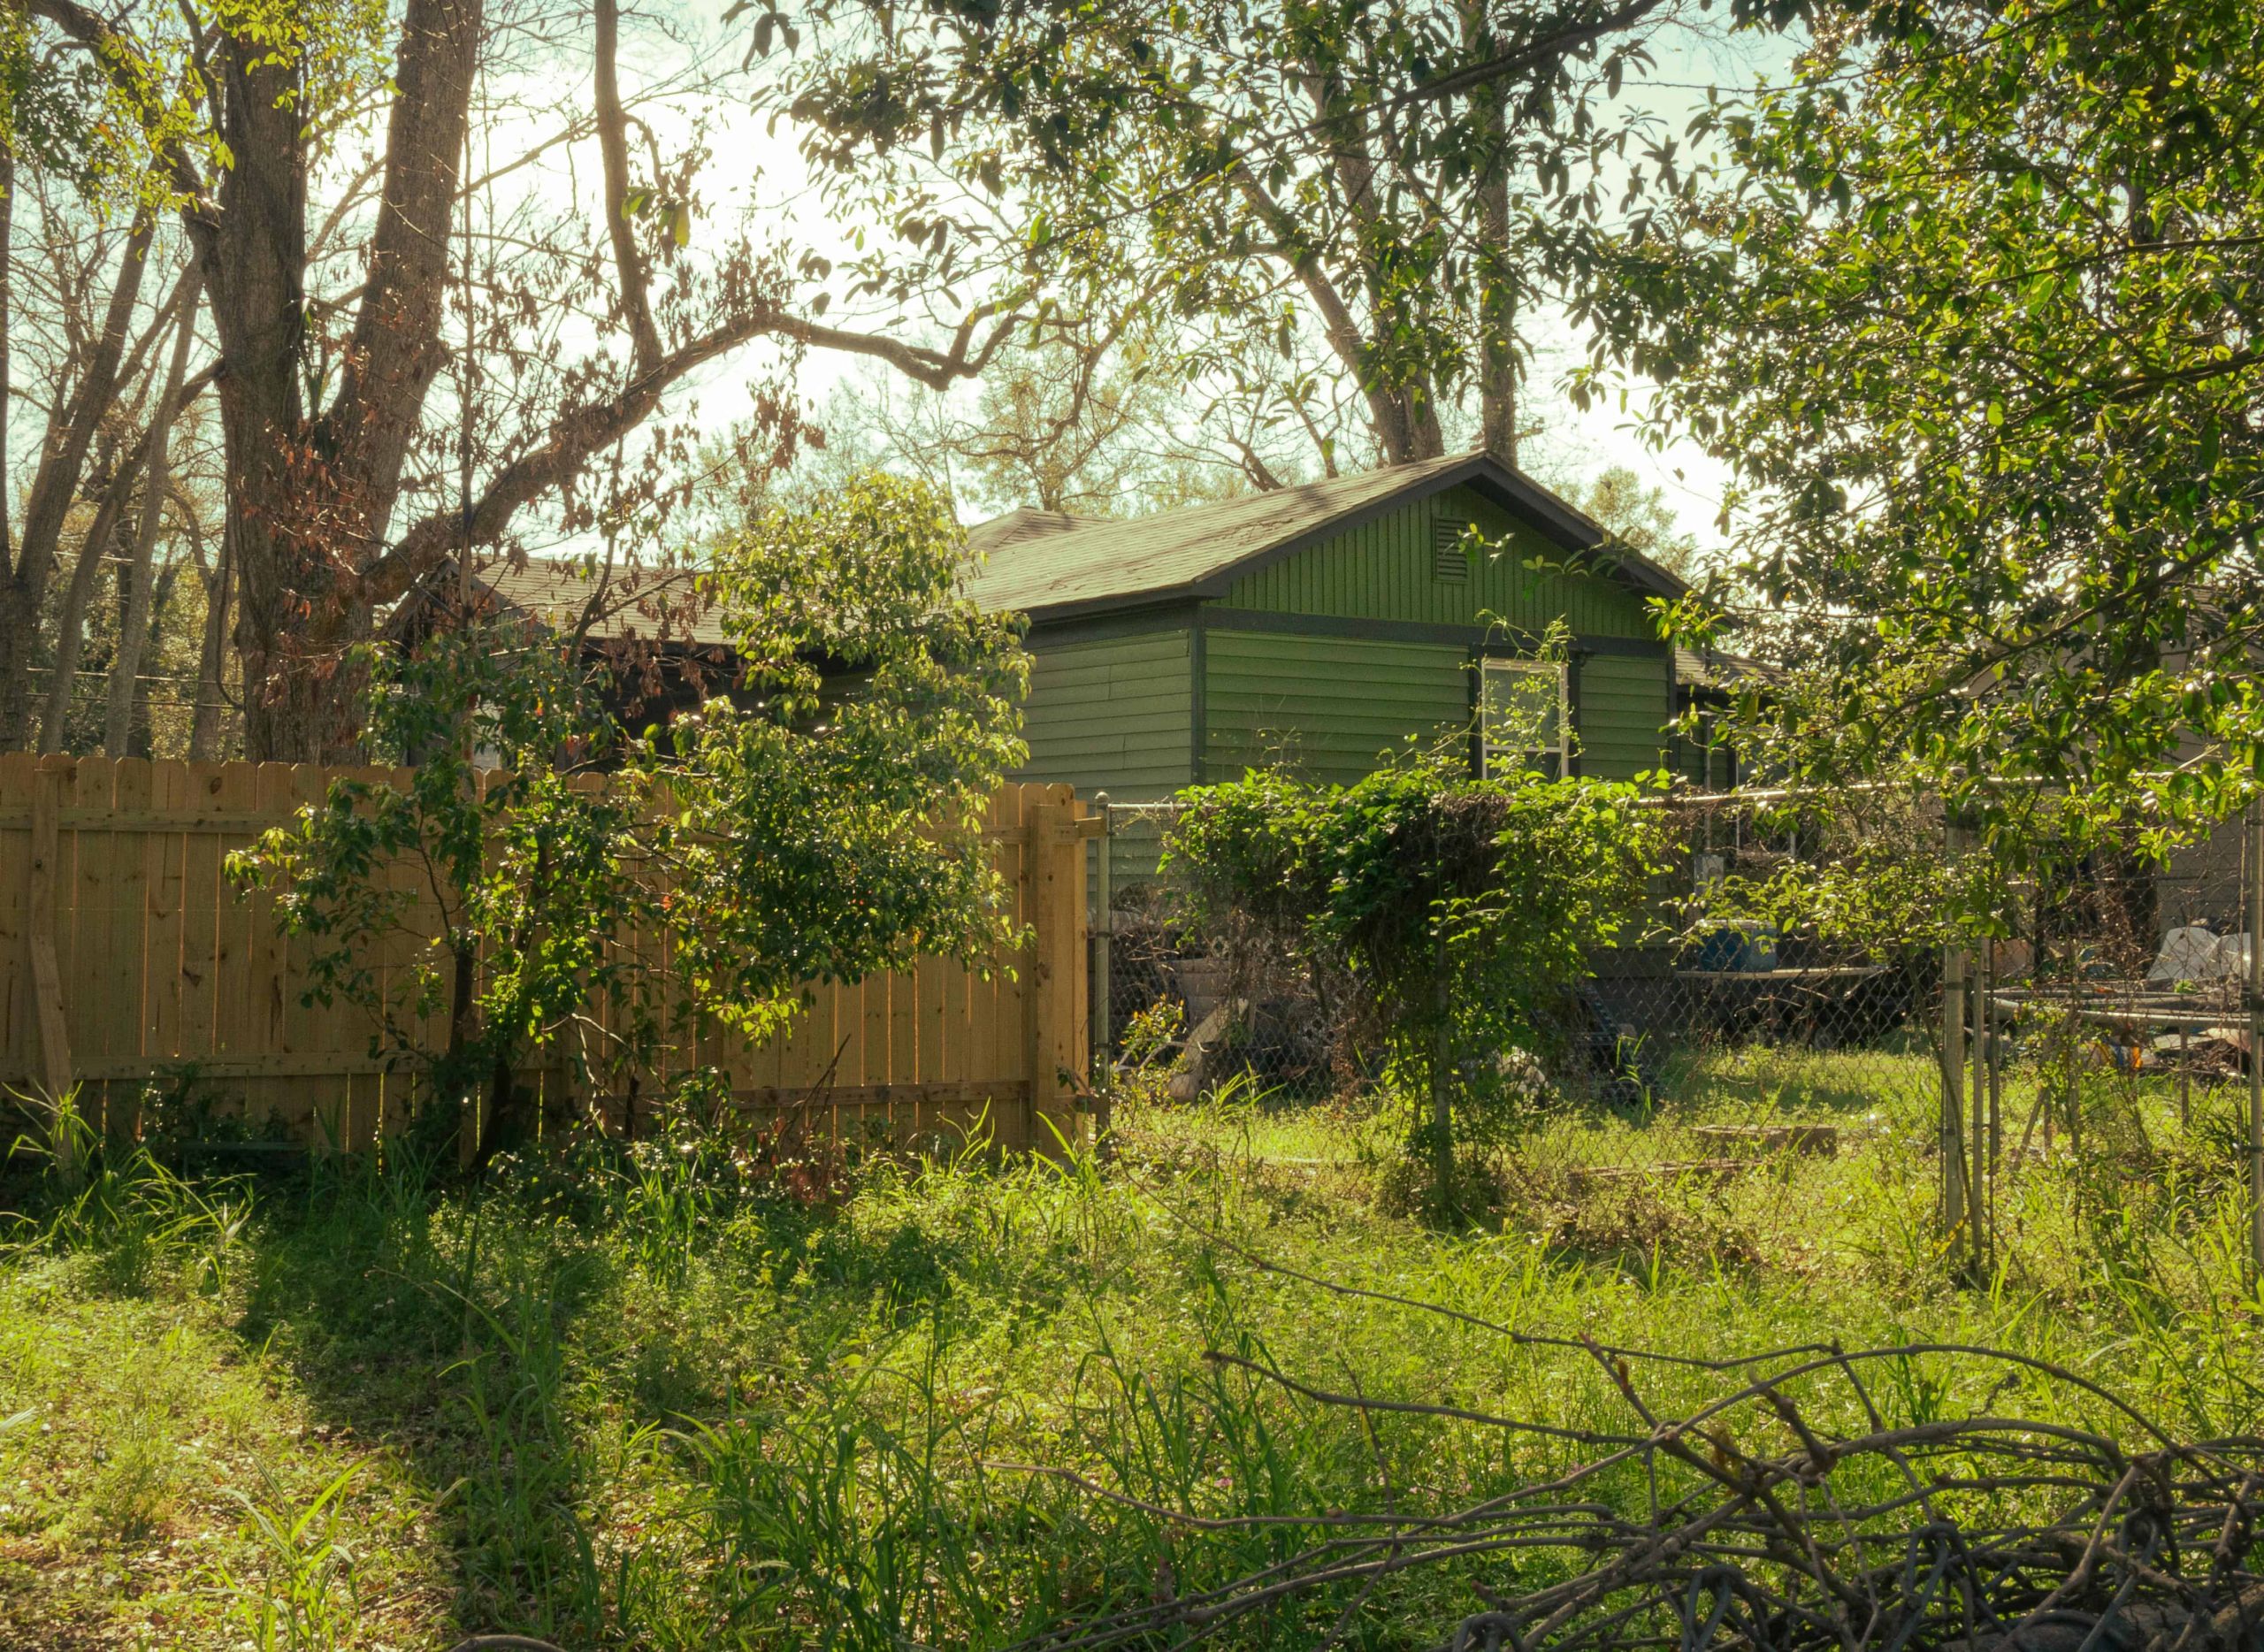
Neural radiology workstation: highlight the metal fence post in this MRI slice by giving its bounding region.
[1970,928,1991,1277]
[2248,795,2263,1287]
[1986,924,2004,1262]
[1090,793,1113,1140]
[1941,822,1969,1251]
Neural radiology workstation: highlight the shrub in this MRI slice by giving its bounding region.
[232,472,1029,1166]
[1168,753,1670,1215]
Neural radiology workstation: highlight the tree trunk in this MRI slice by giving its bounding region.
[1,141,13,583]
[130,558,185,756]
[105,273,203,753]
[221,0,482,763]
[1464,5,1519,467]
[187,520,234,761]
[0,203,156,748]
[207,11,316,765]
[37,450,145,753]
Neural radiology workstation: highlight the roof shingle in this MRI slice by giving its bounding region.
[959,451,1684,620]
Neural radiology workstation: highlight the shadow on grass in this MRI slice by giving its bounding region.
[206,1133,1031,1644]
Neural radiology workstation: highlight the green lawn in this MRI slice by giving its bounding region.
[2,1045,2260,1649]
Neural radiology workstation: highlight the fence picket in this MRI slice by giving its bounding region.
[145,761,189,1126]
[0,763,1085,1157]
[66,759,114,1128]
[177,762,226,1075]
[111,759,156,1135]
[0,754,33,1067]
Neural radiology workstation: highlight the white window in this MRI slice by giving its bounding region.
[1480,658,1568,777]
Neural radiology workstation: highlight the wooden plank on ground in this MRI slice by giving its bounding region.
[1689,1124,1840,1157]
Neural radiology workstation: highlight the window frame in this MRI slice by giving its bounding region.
[1478,657,1570,779]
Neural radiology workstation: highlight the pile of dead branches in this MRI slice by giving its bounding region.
[1013,1327,2264,1652]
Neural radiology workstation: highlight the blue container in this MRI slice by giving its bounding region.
[1694,922,1778,972]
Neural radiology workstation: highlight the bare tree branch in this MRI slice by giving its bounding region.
[593,0,662,374]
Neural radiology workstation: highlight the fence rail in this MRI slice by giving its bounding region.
[0,755,1094,1157]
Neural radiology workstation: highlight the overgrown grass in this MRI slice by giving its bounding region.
[4,1044,2261,1648]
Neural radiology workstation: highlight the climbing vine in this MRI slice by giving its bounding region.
[1168,752,1670,1216]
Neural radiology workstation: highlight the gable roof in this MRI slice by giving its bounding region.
[403,556,731,647]
[1673,646,1779,700]
[960,451,1688,623]
[966,506,1088,554]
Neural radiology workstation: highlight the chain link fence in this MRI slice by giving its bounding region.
[1094,801,1356,1105]
[1090,789,2264,1270]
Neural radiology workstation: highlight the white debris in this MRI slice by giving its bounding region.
[2146,926,2252,983]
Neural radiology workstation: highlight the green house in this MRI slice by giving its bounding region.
[962,452,1688,807]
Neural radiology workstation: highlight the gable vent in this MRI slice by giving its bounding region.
[1433,518,1471,582]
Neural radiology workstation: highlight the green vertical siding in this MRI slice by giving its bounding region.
[1016,629,1194,800]
[1219,483,1656,639]
[1575,653,1672,780]
[1204,627,1471,787]
[1010,484,1674,808]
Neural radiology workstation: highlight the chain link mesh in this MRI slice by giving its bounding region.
[1092,792,2263,1264]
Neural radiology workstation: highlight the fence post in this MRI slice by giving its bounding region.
[27,757,77,1169]
[1090,793,1113,1142]
[1970,929,1990,1278]
[2248,795,2262,1287]
[1940,822,1968,1253]
[1025,786,1088,1160]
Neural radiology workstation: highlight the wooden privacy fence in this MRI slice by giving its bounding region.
[0,755,1096,1156]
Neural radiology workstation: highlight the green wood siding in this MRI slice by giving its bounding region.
[1204,627,1471,787]
[1575,653,1672,781]
[1202,624,1670,787]
[1219,483,1656,639]
[1016,629,1194,800]
[1005,486,1671,815]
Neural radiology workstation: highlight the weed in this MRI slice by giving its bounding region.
[215,1462,367,1652]
[29,1138,249,1296]
[0,1044,2260,1647]
[84,1408,179,1537]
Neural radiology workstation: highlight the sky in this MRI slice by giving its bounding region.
[0,4,1803,568]
[651,6,1802,552]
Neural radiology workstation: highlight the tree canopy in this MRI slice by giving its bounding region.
[1657,0,2264,844]
[779,0,1794,478]
[11,0,1021,760]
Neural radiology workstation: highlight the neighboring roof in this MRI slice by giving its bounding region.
[965,506,1089,555]
[1673,646,1779,698]
[960,451,1688,623]
[409,555,731,647]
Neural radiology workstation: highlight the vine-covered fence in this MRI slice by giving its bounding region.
[1092,787,2264,1277]
[0,755,1096,1156]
